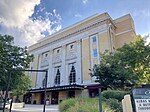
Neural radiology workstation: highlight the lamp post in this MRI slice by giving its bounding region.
[3,69,48,112]
[89,69,102,112]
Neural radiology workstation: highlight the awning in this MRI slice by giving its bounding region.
[85,84,105,89]
[29,84,84,93]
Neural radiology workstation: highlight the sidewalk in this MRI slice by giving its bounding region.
[12,104,59,112]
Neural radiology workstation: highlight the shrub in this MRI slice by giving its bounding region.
[102,90,128,101]
[59,97,114,112]
[106,98,123,112]
[59,98,76,112]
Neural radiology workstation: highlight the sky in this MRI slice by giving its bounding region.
[0,0,150,47]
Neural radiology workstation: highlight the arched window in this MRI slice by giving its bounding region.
[69,65,76,84]
[55,68,60,85]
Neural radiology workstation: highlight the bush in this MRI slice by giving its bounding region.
[102,90,128,101]
[59,98,76,112]
[106,99,123,112]
[59,97,114,112]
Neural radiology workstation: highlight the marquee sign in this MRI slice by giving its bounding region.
[132,88,150,112]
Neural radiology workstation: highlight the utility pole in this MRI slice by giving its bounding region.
[43,71,48,112]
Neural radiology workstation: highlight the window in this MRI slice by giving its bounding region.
[57,49,60,53]
[93,49,98,57]
[54,68,60,85]
[92,37,96,42]
[45,53,48,57]
[70,44,74,49]
[69,65,76,84]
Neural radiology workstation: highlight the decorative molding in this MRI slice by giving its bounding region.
[29,18,110,52]
[40,59,49,68]
[52,54,62,64]
[66,51,77,61]
[30,24,108,55]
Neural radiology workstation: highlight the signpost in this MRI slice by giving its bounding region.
[132,88,150,112]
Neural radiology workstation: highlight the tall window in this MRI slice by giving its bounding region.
[92,36,96,42]
[69,65,76,84]
[93,48,98,57]
[54,68,60,85]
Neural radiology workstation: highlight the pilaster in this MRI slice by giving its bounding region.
[47,50,53,87]
[61,45,66,85]
[76,40,82,84]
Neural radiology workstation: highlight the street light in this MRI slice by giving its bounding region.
[3,69,48,112]
[89,69,102,112]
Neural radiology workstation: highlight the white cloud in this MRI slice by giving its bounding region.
[82,0,88,4]
[133,9,150,17]
[0,0,62,47]
[74,14,82,18]
[144,34,150,45]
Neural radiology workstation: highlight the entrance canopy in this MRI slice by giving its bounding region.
[29,84,84,93]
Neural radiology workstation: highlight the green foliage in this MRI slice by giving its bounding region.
[117,37,150,84]
[12,75,31,96]
[59,91,126,112]
[59,98,76,112]
[92,36,150,89]
[106,99,122,112]
[59,98,114,112]
[0,34,33,92]
[102,90,127,101]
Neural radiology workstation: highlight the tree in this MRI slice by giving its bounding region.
[0,35,33,94]
[92,36,150,90]
[12,75,31,102]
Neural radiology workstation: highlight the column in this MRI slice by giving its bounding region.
[47,50,53,87]
[36,54,42,88]
[61,45,66,85]
[76,40,82,84]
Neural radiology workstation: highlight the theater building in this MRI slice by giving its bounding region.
[25,13,136,104]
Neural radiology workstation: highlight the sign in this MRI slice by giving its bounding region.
[132,88,150,112]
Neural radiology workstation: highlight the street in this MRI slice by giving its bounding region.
[12,104,59,112]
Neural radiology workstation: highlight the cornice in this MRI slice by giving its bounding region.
[29,18,111,52]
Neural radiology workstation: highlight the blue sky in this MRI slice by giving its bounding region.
[0,0,150,46]
[36,0,150,35]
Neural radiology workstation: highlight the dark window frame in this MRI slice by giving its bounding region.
[54,67,61,85]
[69,64,76,84]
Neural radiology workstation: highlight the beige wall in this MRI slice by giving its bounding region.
[98,32,110,53]
[53,47,62,57]
[66,42,77,54]
[32,93,41,104]
[114,14,135,34]
[82,38,91,81]
[59,91,68,101]
[115,31,136,49]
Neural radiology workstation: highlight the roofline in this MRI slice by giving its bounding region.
[38,13,100,43]
[114,14,133,23]
[29,13,111,48]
